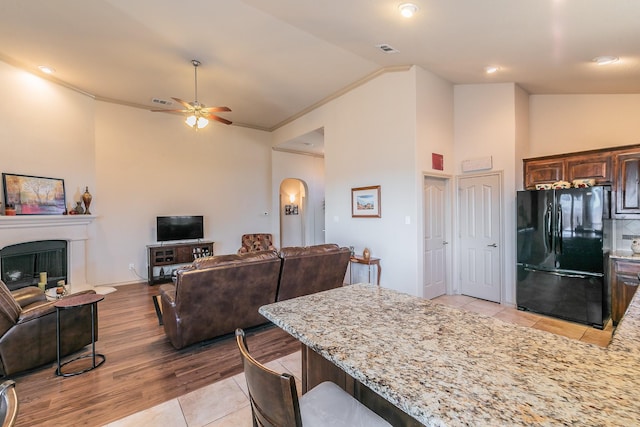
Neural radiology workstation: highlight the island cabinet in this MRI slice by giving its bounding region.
[610,258,640,324]
[615,150,640,217]
[523,150,613,189]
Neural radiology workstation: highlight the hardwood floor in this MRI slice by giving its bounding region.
[11,283,300,427]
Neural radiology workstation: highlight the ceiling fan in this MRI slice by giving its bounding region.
[152,59,232,129]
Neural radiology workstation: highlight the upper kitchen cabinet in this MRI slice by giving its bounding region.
[615,150,640,217]
[523,159,564,189]
[523,150,613,190]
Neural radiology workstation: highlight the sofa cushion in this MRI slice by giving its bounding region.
[193,250,278,270]
[277,244,350,302]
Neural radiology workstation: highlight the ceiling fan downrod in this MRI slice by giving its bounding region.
[191,59,201,107]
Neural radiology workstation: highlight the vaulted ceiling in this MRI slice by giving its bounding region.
[1,0,638,131]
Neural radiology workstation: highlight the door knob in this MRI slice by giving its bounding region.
[443,241,449,245]
[487,243,497,247]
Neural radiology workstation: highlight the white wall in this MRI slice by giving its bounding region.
[93,101,273,285]
[0,59,274,286]
[529,95,640,157]
[415,67,455,296]
[273,68,440,295]
[271,151,325,247]
[454,83,525,305]
[0,61,96,209]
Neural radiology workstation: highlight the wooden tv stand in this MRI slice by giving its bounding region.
[147,241,213,285]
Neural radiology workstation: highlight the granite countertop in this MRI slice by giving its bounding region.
[260,284,640,426]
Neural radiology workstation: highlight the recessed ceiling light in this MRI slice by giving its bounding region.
[592,56,619,66]
[38,65,55,74]
[484,66,500,74]
[398,3,419,18]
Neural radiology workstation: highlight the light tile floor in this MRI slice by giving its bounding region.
[104,295,614,426]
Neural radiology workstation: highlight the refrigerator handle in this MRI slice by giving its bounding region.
[544,203,553,252]
[556,208,562,254]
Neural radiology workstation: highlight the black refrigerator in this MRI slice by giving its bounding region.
[516,186,611,328]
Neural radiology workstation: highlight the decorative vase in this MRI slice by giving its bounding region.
[74,201,84,215]
[82,186,92,215]
[363,247,371,260]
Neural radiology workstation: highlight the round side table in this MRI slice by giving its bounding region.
[54,293,106,377]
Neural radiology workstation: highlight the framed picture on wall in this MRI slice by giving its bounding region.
[2,173,66,215]
[351,185,381,218]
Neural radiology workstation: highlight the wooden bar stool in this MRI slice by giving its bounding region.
[236,329,391,427]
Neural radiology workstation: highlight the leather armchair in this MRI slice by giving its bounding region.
[0,280,96,377]
[237,233,276,254]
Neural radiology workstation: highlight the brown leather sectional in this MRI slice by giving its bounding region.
[159,244,351,349]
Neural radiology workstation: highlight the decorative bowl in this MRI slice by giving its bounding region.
[552,181,571,189]
[535,183,553,190]
[572,178,596,188]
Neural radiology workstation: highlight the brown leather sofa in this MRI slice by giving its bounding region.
[160,251,282,349]
[276,244,351,301]
[0,281,97,377]
[160,244,350,349]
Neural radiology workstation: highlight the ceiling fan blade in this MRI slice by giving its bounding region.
[150,108,190,113]
[204,113,232,125]
[171,97,193,110]
[201,106,231,113]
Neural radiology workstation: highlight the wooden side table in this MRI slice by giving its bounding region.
[349,256,381,286]
[54,293,106,377]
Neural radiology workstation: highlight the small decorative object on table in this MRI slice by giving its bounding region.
[363,247,371,260]
[74,201,84,214]
[631,239,640,255]
[82,186,92,214]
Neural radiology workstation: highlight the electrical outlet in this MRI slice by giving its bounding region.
[128,263,135,271]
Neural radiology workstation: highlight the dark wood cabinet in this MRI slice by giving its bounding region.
[523,150,614,189]
[147,241,213,285]
[566,154,612,184]
[523,159,565,189]
[615,151,640,216]
[610,258,640,324]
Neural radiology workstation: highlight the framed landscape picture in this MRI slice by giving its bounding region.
[351,185,381,218]
[2,173,66,215]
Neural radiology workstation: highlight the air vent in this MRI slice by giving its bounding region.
[151,98,173,106]
[376,44,399,54]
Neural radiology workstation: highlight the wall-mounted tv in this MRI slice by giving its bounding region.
[156,216,204,242]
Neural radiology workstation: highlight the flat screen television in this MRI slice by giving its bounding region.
[156,216,204,242]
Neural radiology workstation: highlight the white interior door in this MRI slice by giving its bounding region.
[458,174,502,302]
[423,176,448,299]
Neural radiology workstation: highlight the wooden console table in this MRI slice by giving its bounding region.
[349,255,381,285]
[146,241,213,285]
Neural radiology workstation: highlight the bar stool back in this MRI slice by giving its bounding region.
[235,329,391,427]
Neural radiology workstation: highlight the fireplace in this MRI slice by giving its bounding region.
[1,240,67,291]
[0,215,96,291]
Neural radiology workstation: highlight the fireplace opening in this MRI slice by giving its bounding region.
[0,240,67,291]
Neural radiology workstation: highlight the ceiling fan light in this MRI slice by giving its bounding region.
[185,115,197,127]
[196,117,209,129]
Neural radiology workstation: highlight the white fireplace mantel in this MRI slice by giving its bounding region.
[0,215,97,288]
[0,215,97,230]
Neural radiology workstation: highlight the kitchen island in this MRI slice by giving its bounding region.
[259,283,640,426]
